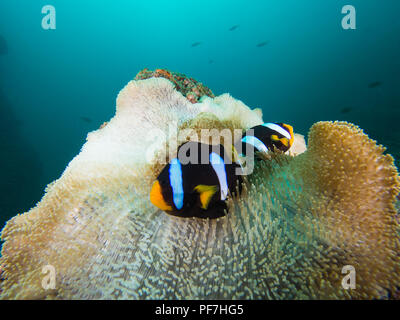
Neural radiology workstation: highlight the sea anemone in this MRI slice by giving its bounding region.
[0,71,399,299]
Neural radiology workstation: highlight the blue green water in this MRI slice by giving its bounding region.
[0,0,399,227]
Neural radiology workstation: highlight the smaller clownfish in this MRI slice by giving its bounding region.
[150,141,243,219]
[236,122,294,158]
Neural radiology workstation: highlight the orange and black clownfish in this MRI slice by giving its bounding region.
[150,122,295,219]
[236,122,294,158]
[150,141,243,219]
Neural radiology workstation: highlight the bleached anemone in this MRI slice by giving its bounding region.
[0,73,399,299]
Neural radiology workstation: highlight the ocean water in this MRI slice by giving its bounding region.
[0,0,399,229]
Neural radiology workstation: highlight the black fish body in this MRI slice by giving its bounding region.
[151,142,242,218]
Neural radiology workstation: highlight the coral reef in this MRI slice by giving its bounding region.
[135,68,215,103]
[0,72,399,299]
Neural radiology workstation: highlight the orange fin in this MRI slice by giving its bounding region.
[271,134,289,147]
[194,185,219,210]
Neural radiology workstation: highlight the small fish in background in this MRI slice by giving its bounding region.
[0,35,8,55]
[229,25,239,31]
[340,107,352,114]
[256,41,269,48]
[80,117,92,123]
[368,81,383,89]
[191,42,202,47]
[208,59,214,64]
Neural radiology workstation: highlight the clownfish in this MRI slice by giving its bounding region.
[236,122,294,158]
[150,122,295,219]
[150,141,243,219]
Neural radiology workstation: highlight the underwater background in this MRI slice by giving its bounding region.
[0,0,399,228]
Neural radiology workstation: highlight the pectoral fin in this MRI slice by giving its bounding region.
[280,137,289,147]
[271,134,289,147]
[271,134,279,142]
[194,185,219,210]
